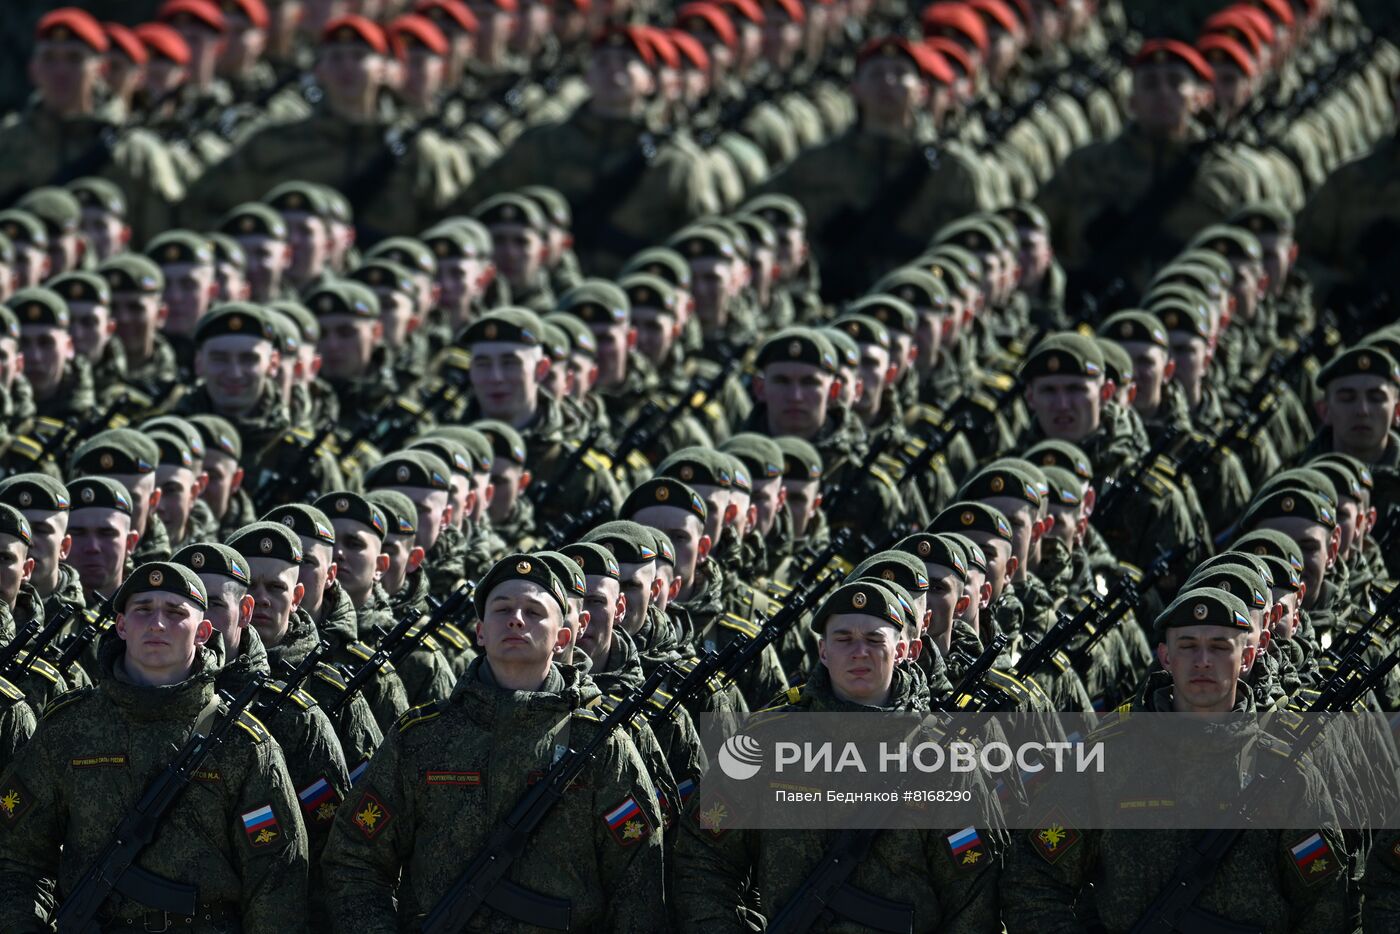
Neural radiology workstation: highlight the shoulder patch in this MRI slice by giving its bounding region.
[1289,832,1340,885]
[235,710,270,743]
[0,677,22,703]
[603,794,652,846]
[436,623,469,651]
[42,687,93,720]
[395,701,445,734]
[719,612,760,640]
[314,662,348,691]
[946,827,990,873]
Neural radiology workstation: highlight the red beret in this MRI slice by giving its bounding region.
[858,35,955,85]
[1134,39,1214,83]
[640,26,681,69]
[1201,18,1263,57]
[669,28,710,71]
[1215,5,1276,46]
[715,0,765,25]
[157,0,227,33]
[763,0,806,24]
[1198,33,1256,77]
[135,22,192,65]
[217,0,270,29]
[920,3,990,56]
[1250,0,1294,27]
[414,0,480,34]
[104,22,149,64]
[321,14,390,54]
[37,8,109,52]
[925,35,975,78]
[390,14,449,57]
[676,3,738,50]
[967,0,1022,37]
[592,26,656,68]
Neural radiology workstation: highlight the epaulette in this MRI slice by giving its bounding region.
[436,623,470,652]
[571,704,605,723]
[42,686,92,719]
[395,700,446,734]
[868,465,899,495]
[263,679,314,711]
[235,709,270,743]
[719,612,760,640]
[23,657,61,685]
[766,579,794,604]
[645,688,677,718]
[700,399,725,425]
[782,685,803,705]
[1088,707,1131,742]
[1049,650,1072,674]
[968,390,999,413]
[1139,469,1171,498]
[347,640,374,662]
[313,662,348,692]
[980,371,1016,393]
[0,676,25,703]
[421,635,441,652]
[1255,732,1293,758]
[581,448,613,474]
[624,450,650,475]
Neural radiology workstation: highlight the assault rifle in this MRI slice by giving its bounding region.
[55,674,267,934]
[609,350,743,470]
[258,639,331,720]
[52,592,117,678]
[324,607,422,718]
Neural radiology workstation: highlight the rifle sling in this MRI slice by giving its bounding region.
[482,879,572,930]
[825,879,915,934]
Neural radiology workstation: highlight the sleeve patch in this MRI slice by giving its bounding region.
[1289,832,1339,886]
[351,790,393,840]
[0,779,34,825]
[603,795,652,847]
[946,826,989,873]
[241,804,283,849]
[298,776,341,824]
[1029,810,1080,865]
[695,795,731,839]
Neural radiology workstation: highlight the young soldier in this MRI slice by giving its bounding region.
[0,561,309,932]
[321,553,664,930]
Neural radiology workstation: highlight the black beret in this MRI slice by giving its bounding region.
[99,254,164,294]
[350,259,417,296]
[621,478,707,521]
[810,581,905,635]
[364,451,452,492]
[1155,587,1251,635]
[929,501,1012,541]
[894,533,968,583]
[262,503,336,545]
[533,550,588,598]
[187,415,242,460]
[49,271,110,306]
[229,520,305,564]
[0,504,31,545]
[115,561,208,612]
[366,490,418,537]
[305,280,379,319]
[1099,310,1169,348]
[850,550,930,594]
[194,302,275,345]
[756,327,838,373]
[776,437,823,482]
[172,542,251,584]
[1316,347,1400,389]
[71,429,158,476]
[561,542,621,580]
[0,473,70,512]
[313,491,388,540]
[365,236,435,276]
[581,520,660,564]
[459,307,546,347]
[147,230,213,266]
[67,477,132,514]
[219,202,288,239]
[474,552,568,616]
[9,287,69,328]
[658,448,733,488]
[1020,332,1105,381]
[559,280,629,324]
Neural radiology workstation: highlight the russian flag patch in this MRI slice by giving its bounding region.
[603,795,651,847]
[298,777,339,824]
[1290,832,1339,885]
[241,804,281,848]
[946,826,987,872]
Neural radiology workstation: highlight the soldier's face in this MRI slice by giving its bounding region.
[913,307,946,370]
[200,450,241,519]
[478,579,568,669]
[964,531,1011,599]
[585,47,654,111]
[387,485,449,551]
[1120,340,1169,411]
[590,319,631,388]
[17,325,72,397]
[1270,585,1300,640]
[317,42,385,100]
[330,520,384,605]
[67,507,133,596]
[67,300,112,359]
[1045,503,1079,550]
[689,258,732,328]
[0,536,31,608]
[111,292,162,352]
[631,507,706,586]
[489,223,544,290]
[378,533,416,595]
[284,212,329,280]
[30,40,102,110]
[402,46,446,103]
[1256,518,1334,609]
[470,343,544,421]
[295,540,333,618]
[488,462,525,525]
[819,615,904,705]
[435,257,479,319]
[317,315,378,379]
[750,476,782,536]
[117,592,212,682]
[921,563,962,652]
[1257,232,1291,293]
[781,479,820,538]
[578,573,622,665]
[160,261,216,335]
[631,306,676,364]
[196,335,277,411]
[760,361,833,439]
[155,465,199,541]
[1165,332,1209,401]
[1321,376,1398,457]
[246,558,303,646]
[1130,63,1195,135]
[219,13,267,72]
[235,235,289,301]
[466,2,515,58]
[376,290,417,347]
[0,337,18,390]
[18,509,67,593]
[198,575,251,656]
[1211,64,1252,117]
[1027,374,1103,441]
[14,245,48,290]
[1157,626,1250,713]
[1015,225,1051,287]
[982,497,1034,578]
[853,57,926,123]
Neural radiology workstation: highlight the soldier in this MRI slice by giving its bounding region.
[471,193,556,313]
[1003,587,1347,934]
[49,271,125,402]
[16,187,86,278]
[673,579,1003,933]
[0,473,85,632]
[312,489,455,708]
[0,559,310,931]
[0,8,184,244]
[466,25,722,274]
[187,414,252,536]
[98,252,180,397]
[186,15,468,241]
[69,428,171,567]
[10,286,95,423]
[256,506,410,734]
[177,303,289,463]
[320,552,665,931]
[219,202,293,303]
[147,229,217,372]
[421,220,496,343]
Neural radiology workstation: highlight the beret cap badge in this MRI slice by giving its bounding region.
[149,569,164,586]
[260,537,273,553]
[1193,603,1208,620]
[517,560,532,573]
[191,552,205,569]
[851,591,867,608]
